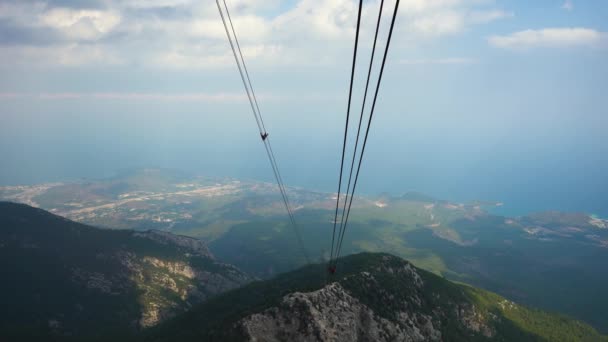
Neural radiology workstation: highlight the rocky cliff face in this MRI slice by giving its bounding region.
[148,253,607,342]
[238,257,492,342]
[241,283,440,342]
[133,253,250,327]
[135,230,214,258]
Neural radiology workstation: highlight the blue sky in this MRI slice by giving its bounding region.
[0,0,607,214]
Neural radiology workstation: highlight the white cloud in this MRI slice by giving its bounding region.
[562,0,574,11]
[37,92,250,102]
[0,91,336,103]
[0,44,125,67]
[0,92,249,102]
[398,0,470,14]
[409,11,465,37]
[122,0,194,9]
[399,57,477,65]
[0,92,23,99]
[469,10,514,24]
[397,1,512,37]
[0,0,512,68]
[40,8,122,40]
[489,28,606,49]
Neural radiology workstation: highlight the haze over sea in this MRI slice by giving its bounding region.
[1,94,606,218]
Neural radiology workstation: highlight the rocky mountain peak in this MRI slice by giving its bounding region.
[237,255,492,342]
[134,229,213,258]
[240,282,442,342]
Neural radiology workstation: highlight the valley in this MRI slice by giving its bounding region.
[1,169,607,333]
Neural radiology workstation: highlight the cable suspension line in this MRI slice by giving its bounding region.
[329,0,364,273]
[334,0,401,267]
[216,0,263,133]
[221,0,269,134]
[216,0,310,264]
[333,0,385,270]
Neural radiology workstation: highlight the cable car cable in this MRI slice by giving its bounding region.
[334,0,385,268]
[329,0,364,270]
[335,0,401,265]
[217,0,310,264]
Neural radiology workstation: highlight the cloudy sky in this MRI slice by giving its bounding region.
[0,0,607,214]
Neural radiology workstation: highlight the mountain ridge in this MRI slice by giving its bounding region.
[147,253,607,342]
[0,202,252,340]
[3,172,607,333]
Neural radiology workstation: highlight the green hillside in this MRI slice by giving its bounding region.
[3,172,607,333]
[147,253,607,342]
[0,202,251,341]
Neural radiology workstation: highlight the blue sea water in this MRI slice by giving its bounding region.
[0,100,606,217]
[0,128,605,218]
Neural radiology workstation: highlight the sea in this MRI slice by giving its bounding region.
[0,132,605,218]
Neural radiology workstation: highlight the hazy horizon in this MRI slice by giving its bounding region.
[1,0,607,216]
